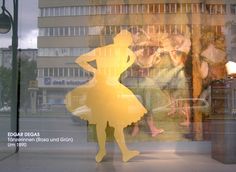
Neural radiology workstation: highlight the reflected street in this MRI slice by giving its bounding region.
[0,115,92,151]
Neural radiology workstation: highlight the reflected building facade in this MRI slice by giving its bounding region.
[37,0,236,109]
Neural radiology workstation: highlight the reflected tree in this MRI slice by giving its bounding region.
[0,66,11,107]
[19,58,37,113]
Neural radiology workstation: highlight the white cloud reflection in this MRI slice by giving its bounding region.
[19,29,38,49]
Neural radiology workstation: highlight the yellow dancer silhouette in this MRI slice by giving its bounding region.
[65,30,147,162]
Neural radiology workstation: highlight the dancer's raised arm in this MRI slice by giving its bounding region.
[75,50,97,73]
[126,49,136,68]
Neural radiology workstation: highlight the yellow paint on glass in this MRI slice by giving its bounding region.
[65,30,147,162]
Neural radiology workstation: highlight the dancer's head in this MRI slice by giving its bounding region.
[113,30,132,47]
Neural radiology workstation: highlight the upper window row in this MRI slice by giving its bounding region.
[231,4,236,15]
[39,24,223,37]
[39,3,234,17]
[38,48,91,57]
[38,67,91,78]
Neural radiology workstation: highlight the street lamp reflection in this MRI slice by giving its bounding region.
[0,0,19,153]
[0,0,12,33]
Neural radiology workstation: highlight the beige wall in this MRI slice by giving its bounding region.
[37,57,77,68]
[39,0,216,8]
[37,0,236,69]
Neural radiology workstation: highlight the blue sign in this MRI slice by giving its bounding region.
[44,77,51,85]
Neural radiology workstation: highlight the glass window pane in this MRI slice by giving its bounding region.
[231,5,236,14]
[116,5,121,14]
[71,7,76,16]
[142,4,148,13]
[76,7,80,15]
[80,68,84,77]
[54,68,59,77]
[65,27,69,36]
[49,68,53,76]
[96,6,101,15]
[165,4,170,13]
[69,68,74,77]
[74,68,79,77]
[64,68,68,77]
[60,27,64,36]
[60,7,65,16]
[90,6,96,15]
[65,7,70,16]
[149,4,154,13]
[13,0,236,162]
[59,68,63,76]
[49,28,53,36]
[80,7,85,15]
[55,8,60,16]
[84,6,89,15]
[160,4,164,13]
[101,6,106,14]
[106,5,111,14]
[181,4,187,13]
[44,68,49,77]
[111,5,116,14]
[38,69,43,77]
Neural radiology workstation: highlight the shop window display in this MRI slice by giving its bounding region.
[2,0,236,166]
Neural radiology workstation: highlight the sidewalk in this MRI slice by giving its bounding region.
[0,149,236,172]
[1,118,236,172]
[0,141,236,172]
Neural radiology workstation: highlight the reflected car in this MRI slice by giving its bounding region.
[152,98,210,114]
[0,106,11,112]
[39,104,51,112]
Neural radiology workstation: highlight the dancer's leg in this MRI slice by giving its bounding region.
[180,102,190,127]
[131,123,139,136]
[95,121,107,162]
[114,126,139,162]
[146,116,164,137]
[168,97,176,116]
